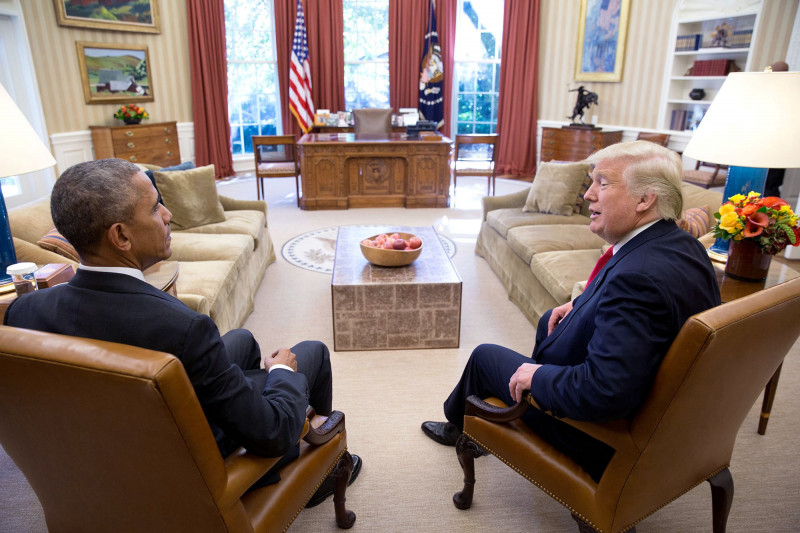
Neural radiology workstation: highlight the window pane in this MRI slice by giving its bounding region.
[475,64,493,92]
[343,0,389,109]
[225,0,281,156]
[475,93,492,122]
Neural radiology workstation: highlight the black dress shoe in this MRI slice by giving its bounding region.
[421,421,461,446]
[306,454,362,508]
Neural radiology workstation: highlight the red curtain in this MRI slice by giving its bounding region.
[388,0,456,138]
[495,0,540,177]
[276,0,345,137]
[186,0,234,178]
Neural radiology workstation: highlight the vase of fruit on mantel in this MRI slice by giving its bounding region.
[360,232,423,267]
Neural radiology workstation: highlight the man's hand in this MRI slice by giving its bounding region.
[263,348,298,372]
[509,363,541,403]
[547,300,573,335]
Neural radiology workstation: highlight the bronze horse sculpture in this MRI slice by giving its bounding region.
[568,86,599,124]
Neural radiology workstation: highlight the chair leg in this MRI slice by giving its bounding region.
[256,177,261,200]
[453,433,485,510]
[708,468,733,533]
[571,514,635,533]
[295,175,301,207]
[332,451,356,529]
[758,363,782,435]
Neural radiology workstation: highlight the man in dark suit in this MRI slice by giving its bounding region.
[422,141,720,481]
[4,159,359,503]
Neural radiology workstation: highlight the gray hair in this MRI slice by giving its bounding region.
[586,140,684,220]
[51,159,142,256]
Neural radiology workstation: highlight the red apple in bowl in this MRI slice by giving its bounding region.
[360,232,423,266]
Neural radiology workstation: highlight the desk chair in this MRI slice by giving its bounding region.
[635,132,670,147]
[352,108,392,134]
[451,277,800,532]
[453,134,499,195]
[252,135,300,204]
[683,160,729,189]
[0,326,356,532]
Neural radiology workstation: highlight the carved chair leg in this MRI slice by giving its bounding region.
[332,451,356,529]
[571,514,635,533]
[453,433,486,510]
[708,468,733,533]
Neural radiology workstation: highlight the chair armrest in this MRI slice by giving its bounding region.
[303,410,346,446]
[219,195,268,218]
[465,395,530,422]
[481,188,529,221]
[220,417,311,508]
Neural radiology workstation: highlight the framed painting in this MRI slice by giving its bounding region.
[54,0,160,34]
[574,0,631,82]
[76,42,154,105]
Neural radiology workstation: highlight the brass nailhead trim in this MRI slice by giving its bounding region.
[281,448,348,533]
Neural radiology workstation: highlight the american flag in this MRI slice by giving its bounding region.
[289,0,314,133]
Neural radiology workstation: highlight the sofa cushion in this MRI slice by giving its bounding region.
[154,164,226,231]
[507,225,606,265]
[174,210,267,250]
[676,206,713,238]
[574,171,593,215]
[524,161,591,216]
[144,161,195,204]
[531,249,601,305]
[37,227,79,262]
[487,208,591,238]
[681,181,722,211]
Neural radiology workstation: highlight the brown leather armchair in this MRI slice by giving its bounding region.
[352,108,392,134]
[0,326,355,532]
[452,277,800,532]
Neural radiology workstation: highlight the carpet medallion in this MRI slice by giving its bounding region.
[282,225,456,274]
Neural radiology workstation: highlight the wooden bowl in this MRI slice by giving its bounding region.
[360,232,423,267]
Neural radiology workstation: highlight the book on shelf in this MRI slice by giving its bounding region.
[675,33,702,51]
[691,59,735,76]
[729,29,752,48]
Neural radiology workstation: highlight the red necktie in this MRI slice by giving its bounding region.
[587,247,614,285]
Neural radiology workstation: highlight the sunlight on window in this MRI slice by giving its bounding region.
[225,0,282,156]
[454,0,504,134]
[343,0,390,110]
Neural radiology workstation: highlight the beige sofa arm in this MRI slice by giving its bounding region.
[481,188,529,221]
[219,195,267,217]
[13,237,77,266]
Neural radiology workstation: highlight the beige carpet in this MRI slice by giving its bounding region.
[2,175,799,532]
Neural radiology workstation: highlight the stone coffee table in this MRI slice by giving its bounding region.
[332,225,462,351]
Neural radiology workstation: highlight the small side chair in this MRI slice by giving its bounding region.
[683,160,729,189]
[252,135,300,204]
[452,134,499,196]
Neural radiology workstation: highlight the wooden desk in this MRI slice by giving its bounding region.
[297,133,451,210]
[713,258,799,435]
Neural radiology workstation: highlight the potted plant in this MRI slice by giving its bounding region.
[713,191,800,280]
[113,104,149,125]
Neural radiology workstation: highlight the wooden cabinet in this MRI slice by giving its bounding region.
[90,121,180,167]
[540,127,623,162]
[659,3,762,132]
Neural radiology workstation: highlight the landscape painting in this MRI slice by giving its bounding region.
[76,42,154,104]
[54,0,160,33]
[574,0,630,82]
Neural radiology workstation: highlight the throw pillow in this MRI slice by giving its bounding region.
[523,161,592,216]
[153,164,226,231]
[144,161,195,204]
[573,170,593,214]
[676,205,713,238]
[37,227,79,262]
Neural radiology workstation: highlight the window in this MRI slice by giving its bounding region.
[453,0,504,134]
[343,0,390,110]
[225,0,282,156]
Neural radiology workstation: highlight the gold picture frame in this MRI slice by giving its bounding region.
[76,42,154,105]
[574,0,631,82]
[54,0,160,34]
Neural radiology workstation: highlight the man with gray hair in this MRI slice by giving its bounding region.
[422,141,720,481]
[5,159,359,502]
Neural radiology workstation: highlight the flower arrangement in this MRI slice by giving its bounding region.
[713,191,800,255]
[113,104,149,122]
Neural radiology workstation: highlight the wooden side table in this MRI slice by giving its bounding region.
[540,126,623,162]
[713,258,799,434]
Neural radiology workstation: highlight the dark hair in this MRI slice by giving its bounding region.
[50,159,142,255]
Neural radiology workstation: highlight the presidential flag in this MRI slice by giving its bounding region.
[289,0,314,133]
[419,0,444,129]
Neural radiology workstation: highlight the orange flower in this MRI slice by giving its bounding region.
[742,211,769,238]
[760,196,788,209]
[741,204,758,217]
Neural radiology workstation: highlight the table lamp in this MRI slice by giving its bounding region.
[0,83,57,285]
[683,71,800,257]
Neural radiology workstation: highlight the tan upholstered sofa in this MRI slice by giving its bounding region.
[9,180,276,335]
[475,171,723,326]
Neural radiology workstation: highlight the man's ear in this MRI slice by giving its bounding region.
[106,222,132,252]
[636,191,658,213]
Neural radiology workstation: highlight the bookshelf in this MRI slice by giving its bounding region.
[659,2,762,133]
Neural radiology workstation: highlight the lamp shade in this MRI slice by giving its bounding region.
[0,83,56,179]
[683,72,800,169]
